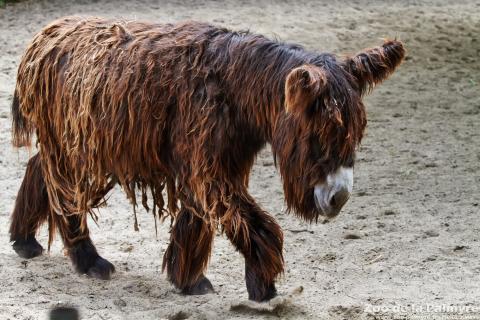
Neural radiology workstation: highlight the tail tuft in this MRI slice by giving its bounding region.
[11,90,33,148]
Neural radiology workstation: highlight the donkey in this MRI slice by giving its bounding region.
[9,16,405,301]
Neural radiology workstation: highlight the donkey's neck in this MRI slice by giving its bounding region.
[214,32,317,142]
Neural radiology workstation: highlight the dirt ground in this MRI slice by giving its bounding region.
[0,0,479,319]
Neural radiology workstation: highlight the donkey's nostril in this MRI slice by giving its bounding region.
[330,195,337,207]
[330,188,350,209]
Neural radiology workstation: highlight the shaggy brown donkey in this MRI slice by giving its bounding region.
[10,16,405,301]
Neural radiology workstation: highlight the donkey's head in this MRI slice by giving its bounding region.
[273,40,405,221]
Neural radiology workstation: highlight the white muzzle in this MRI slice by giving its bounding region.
[314,166,353,217]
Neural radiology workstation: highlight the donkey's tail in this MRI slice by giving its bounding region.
[11,89,33,148]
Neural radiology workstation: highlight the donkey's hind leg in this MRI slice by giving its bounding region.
[10,153,49,259]
[163,206,215,295]
[55,212,115,280]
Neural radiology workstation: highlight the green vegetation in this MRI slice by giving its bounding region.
[0,0,21,7]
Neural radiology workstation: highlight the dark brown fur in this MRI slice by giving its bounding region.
[10,16,405,300]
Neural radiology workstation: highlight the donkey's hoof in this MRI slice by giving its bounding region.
[248,283,277,302]
[260,285,277,302]
[182,275,214,295]
[12,237,43,259]
[69,240,115,280]
[86,256,116,280]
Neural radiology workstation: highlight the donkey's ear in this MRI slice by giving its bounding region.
[345,39,405,94]
[285,65,327,114]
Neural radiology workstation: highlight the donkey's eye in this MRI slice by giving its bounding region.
[306,99,320,117]
[344,153,355,167]
[310,138,322,159]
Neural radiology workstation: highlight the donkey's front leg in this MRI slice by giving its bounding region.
[163,205,215,295]
[222,192,284,302]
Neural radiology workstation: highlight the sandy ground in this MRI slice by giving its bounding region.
[0,0,479,319]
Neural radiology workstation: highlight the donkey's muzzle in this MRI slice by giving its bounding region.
[314,166,353,218]
[314,187,351,217]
